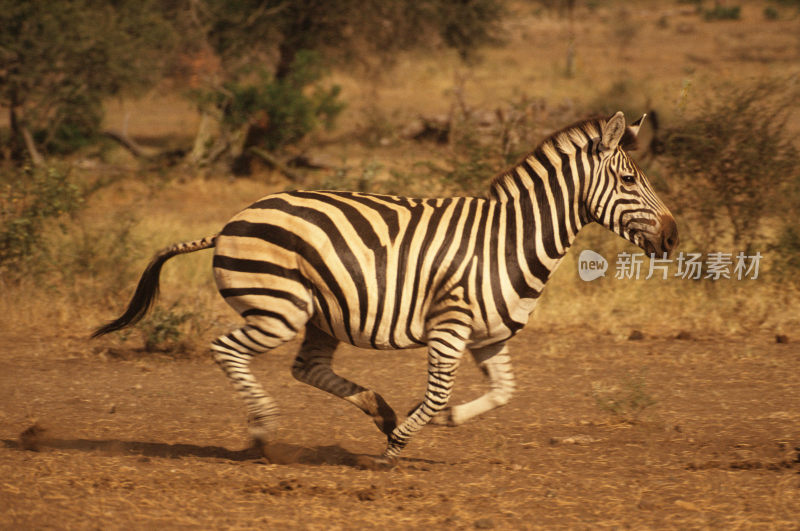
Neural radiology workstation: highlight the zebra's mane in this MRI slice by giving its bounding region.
[488,115,638,197]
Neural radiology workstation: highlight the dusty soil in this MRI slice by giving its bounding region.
[1,327,798,529]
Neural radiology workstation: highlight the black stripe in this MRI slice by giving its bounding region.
[576,146,592,224]
[219,287,308,312]
[472,202,491,331]
[241,308,297,332]
[509,167,551,284]
[405,198,451,343]
[241,328,270,349]
[522,160,560,260]
[488,198,524,334]
[431,199,480,298]
[388,202,426,348]
[558,149,579,237]
[214,254,304,282]
[502,193,541,299]
[534,155,570,257]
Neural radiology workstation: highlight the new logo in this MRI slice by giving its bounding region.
[578,250,608,281]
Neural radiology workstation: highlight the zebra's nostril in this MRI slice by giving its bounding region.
[661,215,679,252]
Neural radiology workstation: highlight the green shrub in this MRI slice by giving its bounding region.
[140,303,196,352]
[55,212,140,292]
[33,92,104,155]
[659,78,800,250]
[437,117,499,193]
[0,166,84,272]
[192,50,344,153]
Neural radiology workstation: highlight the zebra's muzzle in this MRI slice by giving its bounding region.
[645,214,679,257]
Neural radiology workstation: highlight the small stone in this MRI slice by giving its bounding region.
[19,423,46,452]
[675,500,700,511]
[675,330,692,340]
[356,486,379,502]
[628,330,645,340]
[550,435,595,445]
[775,334,789,344]
[474,518,494,529]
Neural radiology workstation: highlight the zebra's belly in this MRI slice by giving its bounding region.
[307,292,430,350]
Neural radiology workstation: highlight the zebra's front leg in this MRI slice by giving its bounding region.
[292,325,398,437]
[383,325,467,459]
[429,342,515,426]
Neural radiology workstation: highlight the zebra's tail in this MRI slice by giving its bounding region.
[91,235,217,338]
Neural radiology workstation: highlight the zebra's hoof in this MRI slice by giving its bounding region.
[428,407,455,426]
[425,406,458,427]
[354,454,397,471]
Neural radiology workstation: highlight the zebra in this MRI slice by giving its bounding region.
[93,111,678,464]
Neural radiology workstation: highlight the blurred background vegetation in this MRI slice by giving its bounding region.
[1,0,799,351]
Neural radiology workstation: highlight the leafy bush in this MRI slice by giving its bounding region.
[192,51,344,156]
[139,303,196,353]
[0,166,84,272]
[659,78,800,250]
[436,113,499,193]
[34,92,104,155]
[0,0,174,162]
[56,212,140,292]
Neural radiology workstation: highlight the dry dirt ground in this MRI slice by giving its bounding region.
[1,327,798,529]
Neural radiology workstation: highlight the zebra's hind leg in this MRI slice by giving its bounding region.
[291,325,398,437]
[211,324,294,448]
[428,342,515,427]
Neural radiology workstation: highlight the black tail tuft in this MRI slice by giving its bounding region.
[91,251,174,338]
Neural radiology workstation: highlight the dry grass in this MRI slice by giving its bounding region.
[3,0,799,346]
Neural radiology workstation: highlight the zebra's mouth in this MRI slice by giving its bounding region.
[631,223,678,257]
[642,237,658,256]
[628,228,659,256]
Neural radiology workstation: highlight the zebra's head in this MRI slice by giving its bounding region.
[588,111,678,256]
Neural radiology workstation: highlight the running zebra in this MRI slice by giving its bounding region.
[93,112,678,463]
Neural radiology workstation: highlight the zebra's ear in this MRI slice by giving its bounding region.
[629,114,646,137]
[600,111,626,153]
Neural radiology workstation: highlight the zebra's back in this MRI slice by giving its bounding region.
[213,190,498,350]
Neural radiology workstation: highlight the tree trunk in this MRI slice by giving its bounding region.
[10,106,45,167]
[187,110,225,167]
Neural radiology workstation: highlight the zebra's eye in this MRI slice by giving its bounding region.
[621,173,636,185]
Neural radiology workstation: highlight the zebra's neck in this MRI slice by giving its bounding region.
[487,142,590,300]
